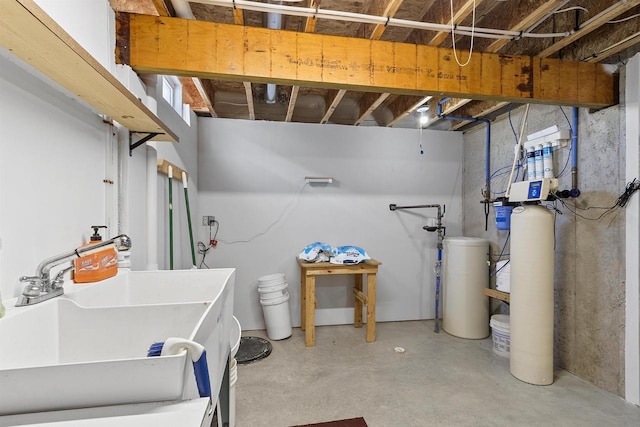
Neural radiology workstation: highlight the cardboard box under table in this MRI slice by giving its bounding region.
[297,258,381,347]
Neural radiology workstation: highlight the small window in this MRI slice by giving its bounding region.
[161,76,189,124]
[162,77,174,106]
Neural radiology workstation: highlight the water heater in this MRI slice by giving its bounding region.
[510,205,555,385]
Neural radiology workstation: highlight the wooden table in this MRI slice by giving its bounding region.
[298,258,381,347]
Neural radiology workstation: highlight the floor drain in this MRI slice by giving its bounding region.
[236,336,272,365]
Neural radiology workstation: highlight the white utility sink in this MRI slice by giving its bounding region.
[0,268,235,416]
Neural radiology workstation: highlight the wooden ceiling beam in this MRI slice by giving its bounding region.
[321,89,346,124]
[383,96,431,127]
[304,0,319,33]
[354,92,390,125]
[428,0,486,46]
[148,0,217,117]
[286,86,299,122]
[243,82,255,120]
[365,0,405,40]
[538,0,640,58]
[116,13,616,108]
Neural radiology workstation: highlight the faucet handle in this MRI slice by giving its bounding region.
[51,265,74,288]
[19,275,41,283]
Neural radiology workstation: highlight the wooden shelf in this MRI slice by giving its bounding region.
[0,0,178,142]
[483,288,510,303]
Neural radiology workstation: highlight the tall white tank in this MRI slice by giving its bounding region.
[442,237,489,339]
[510,205,555,385]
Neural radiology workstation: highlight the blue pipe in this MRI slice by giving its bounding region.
[570,107,580,197]
[437,102,491,198]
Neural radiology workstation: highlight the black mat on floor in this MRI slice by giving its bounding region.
[292,417,368,427]
[236,336,272,364]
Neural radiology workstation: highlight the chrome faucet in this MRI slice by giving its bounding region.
[16,234,132,307]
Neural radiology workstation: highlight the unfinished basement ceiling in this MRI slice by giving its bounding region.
[110,0,640,130]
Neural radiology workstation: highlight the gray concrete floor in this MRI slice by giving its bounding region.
[234,321,640,427]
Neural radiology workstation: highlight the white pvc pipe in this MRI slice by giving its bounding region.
[505,103,531,199]
[146,146,159,270]
[188,0,573,40]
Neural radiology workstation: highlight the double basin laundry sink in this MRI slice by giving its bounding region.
[0,268,235,416]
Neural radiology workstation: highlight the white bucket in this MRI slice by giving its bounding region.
[490,314,511,357]
[257,281,288,300]
[229,357,237,427]
[258,273,286,287]
[258,273,289,300]
[230,316,242,358]
[260,293,292,340]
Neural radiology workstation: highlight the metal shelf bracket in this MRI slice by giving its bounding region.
[129,131,161,156]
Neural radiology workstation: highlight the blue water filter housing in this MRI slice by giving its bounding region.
[494,199,515,230]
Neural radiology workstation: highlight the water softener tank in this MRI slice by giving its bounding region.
[442,237,489,339]
[510,205,555,385]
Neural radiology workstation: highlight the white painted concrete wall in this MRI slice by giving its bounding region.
[0,50,109,299]
[625,53,640,405]
[198,118,463,331]
[0,1,198,299]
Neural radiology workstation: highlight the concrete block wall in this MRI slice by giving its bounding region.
[462,103,626,396]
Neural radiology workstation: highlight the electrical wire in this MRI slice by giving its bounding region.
[197,220,220,268]
[218,182,308,244]
[554,6,589,15]
[556,106,573,178]
[490,232,510,277]
[450,0,476,67]
[556,179,640,220]
[607,13,640,24]
[203,0,573,41]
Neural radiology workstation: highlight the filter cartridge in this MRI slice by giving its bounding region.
[526,147,536,181]
[543,142,554,179]
[534,144,544,180]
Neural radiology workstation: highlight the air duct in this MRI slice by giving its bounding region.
[265,2,282,104]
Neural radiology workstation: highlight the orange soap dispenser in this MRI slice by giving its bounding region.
[73,226,118,283]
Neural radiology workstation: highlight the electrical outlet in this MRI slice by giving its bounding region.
[202,215,216,226]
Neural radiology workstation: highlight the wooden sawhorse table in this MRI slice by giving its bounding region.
[298,258,381,347]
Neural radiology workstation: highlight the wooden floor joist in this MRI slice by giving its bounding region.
[116,12,617,109]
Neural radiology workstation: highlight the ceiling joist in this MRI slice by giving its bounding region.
[115,13,617,109]
[365,0,406,40]
[321,89,347,124]
[538,0,640,58]
[485,0,568,53]
[286,86,299,122]
[304,0,319,33]
[243,82,255,120]
[383,95,431,127]
[355,92,390,125]
[428,0,486,46]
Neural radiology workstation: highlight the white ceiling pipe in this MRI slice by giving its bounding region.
[170,0,195,19]
[265,1,283,104]
[193,0,574,40]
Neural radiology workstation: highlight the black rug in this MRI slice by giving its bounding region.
[292,417,368,427]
